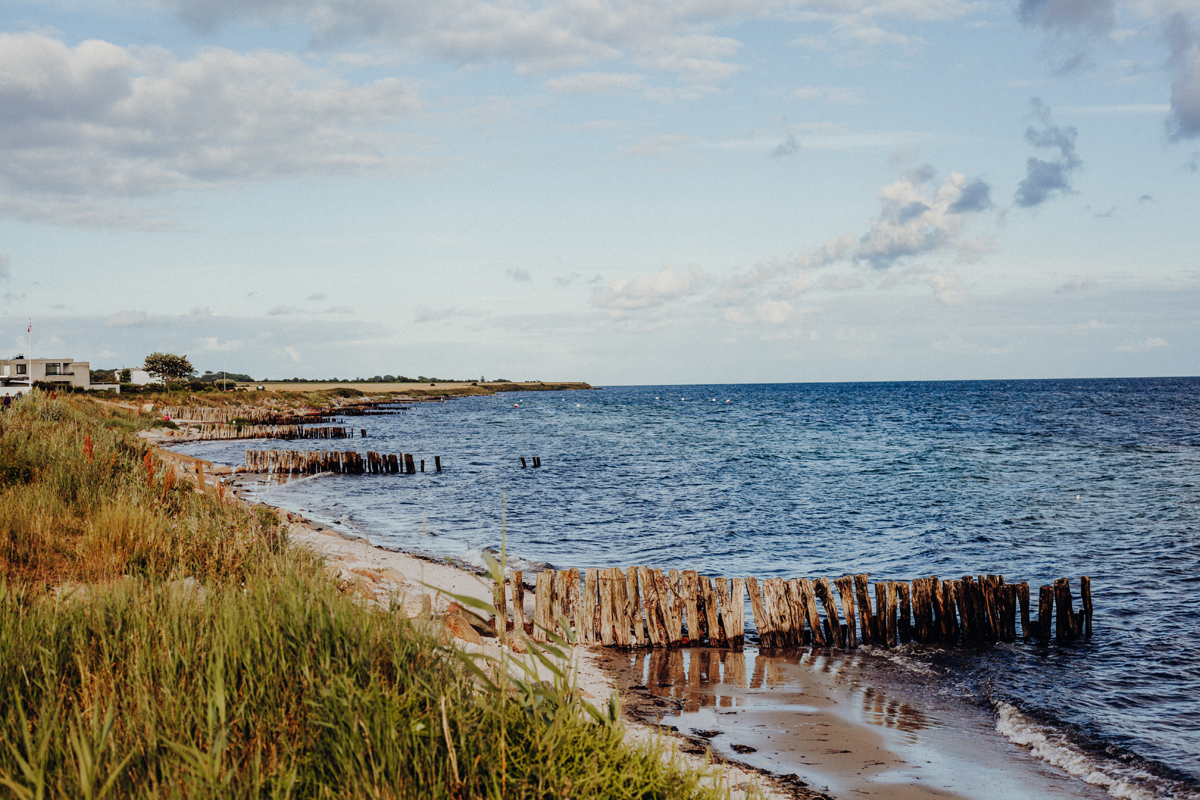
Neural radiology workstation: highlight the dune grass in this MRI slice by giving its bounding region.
[0,391,729,799]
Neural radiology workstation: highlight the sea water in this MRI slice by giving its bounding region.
[174,378,1200,798]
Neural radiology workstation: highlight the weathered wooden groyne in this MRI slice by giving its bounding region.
[246,449,440,475]
[163,406,323,424]
[497,568,1092,650]
[196,424,356,441]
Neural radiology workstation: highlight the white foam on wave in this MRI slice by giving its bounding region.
[858,644,937,676]
[995,702,1198,800]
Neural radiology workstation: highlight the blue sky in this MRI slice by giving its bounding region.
[1,0,1197,383]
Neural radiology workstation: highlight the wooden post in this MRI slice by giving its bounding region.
[747,577,770,648]
[682,571,701,645]
[520,457,527,468]
[534,570,555,643]
[885,581,899,648]
[1054,578,1077,642]
[405,454,416,474]
[814,578,844,648]
[659,570,683,647]
[951,580,971,643]
[874,581,888,646]
[627,567,645,647]
[639,567,664,646]
[435,456,441,472]
[1080,576,1093,638]
[420,459,425,473]
[701,576,721,647]
[910,579,929,643]
[580,569,598,644]
[492,572,507,644]
[598,570,615,646]
[833,576,857,647]
[926,578,943,642]
[512,571,527,637]
[612,568,631,647]
[1017,582,1031,639]
[854,574,875,646]
[1037,584,1053,640]
[799,579,825,647]
[729,578,746,649]
[780,579,804,646]
[894,581,911,644]
[564,568,581,643]
[714,578,733,648]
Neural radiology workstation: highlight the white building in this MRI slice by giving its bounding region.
[0,357,117,395]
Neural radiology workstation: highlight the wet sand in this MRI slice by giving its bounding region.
[598,647,1111,800]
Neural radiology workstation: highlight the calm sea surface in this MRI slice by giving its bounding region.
[176,378,1200,799]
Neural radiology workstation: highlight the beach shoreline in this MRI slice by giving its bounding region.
[215,476,796,799]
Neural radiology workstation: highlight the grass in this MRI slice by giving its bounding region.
[0,391,731,799]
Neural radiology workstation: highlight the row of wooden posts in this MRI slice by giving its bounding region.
[492,568,1093,649]
[245,449,441,475]
[163,406,324,424]
[519,457,542,468]
[196,424,363,441]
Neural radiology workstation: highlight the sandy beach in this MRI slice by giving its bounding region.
[228,477,1057,800]
[275,510,796,799]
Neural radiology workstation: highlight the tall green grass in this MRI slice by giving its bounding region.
[0,392,729,799]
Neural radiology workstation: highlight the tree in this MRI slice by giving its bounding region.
[143,352,194,392]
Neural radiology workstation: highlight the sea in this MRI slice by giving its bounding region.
[172,378,1200,799]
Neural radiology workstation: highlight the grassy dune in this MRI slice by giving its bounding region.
[0,392,722,799]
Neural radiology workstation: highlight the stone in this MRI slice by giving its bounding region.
[444,612,483,644]
[377,566,406,585]
[447,602,495,637]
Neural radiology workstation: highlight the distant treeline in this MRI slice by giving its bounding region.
[264,375,515,384]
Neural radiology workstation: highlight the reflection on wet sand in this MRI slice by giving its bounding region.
[861,686,928,738]
[606,647,1105,800]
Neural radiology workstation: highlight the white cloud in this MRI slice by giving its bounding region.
[505,267,533,282]
[592,263,703,312]
[0,254,8,281]
[197,336,244,351]
[105,310,150,327]
[157,0,978,80]
[821,272,864,291]
[307,292,327,300]
[267,305,298,316]
[0,32,422,226]
[544,72,646,95]
[1115,336,1167,352]
[791,85,864,104]
[927,270,966,304]
[186,306,215,321]
[282,346,302,363]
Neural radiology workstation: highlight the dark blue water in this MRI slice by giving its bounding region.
[177,378,1200,799]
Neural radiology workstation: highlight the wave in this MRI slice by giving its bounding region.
[994,702,1200,800]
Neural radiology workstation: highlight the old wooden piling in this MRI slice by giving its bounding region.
[534,570,556,642]
[1037,584,1054,640]
[1080,576,1093,637]
[512,571,527,635]
[494,567,1091,655]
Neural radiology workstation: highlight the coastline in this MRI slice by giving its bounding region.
[274,512,795,799]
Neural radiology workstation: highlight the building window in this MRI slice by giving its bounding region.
[16,364,26,375]
[46,363,60,375]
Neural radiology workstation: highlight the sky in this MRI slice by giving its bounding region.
[1,0,1198,385]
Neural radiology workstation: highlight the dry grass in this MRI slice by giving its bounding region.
[0,390,730,800]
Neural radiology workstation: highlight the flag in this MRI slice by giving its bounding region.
[27,320,31,333]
